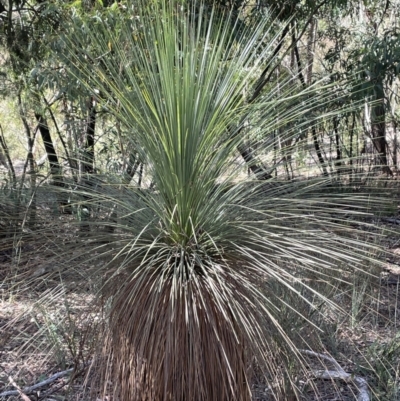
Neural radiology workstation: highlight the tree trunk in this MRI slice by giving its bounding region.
[237,142,272,180]
[18,93,37,228]
[371,85,392,175]
[393,119,398,170]
[306,17,317,85]
[123,152,141,185]
[82,97,96,175]
[79,97,97,233]
[35,111,73,213]
[35,113,61,180]
[333,117,342,177]
[0,147,9,169]
[293,35,328,177]
[42,95,77,182]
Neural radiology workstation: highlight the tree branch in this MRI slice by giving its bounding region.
[0,368,74,397]
[300,349,370,401]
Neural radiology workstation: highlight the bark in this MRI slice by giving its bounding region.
[63,97,79,173]
[251,0,329,102]
[349,114,355,161]
[35,111,73,213]
[333,117,341,168]
[18,93,36,227]
[123,152,141,185]
[34,113,61,180]
[137,162,144,187]
[232,25,291,180]
[42,95,76,182]
[82,97,96,175]
[237,142,272,180]
[393,119,398,169]
[306,17,317,85]
[0,148,7,169]
[0,123,16,185]
[79,97,97,233]
[371,85,392,175]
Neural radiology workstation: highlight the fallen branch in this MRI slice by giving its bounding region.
[300,349,369,401]
[6,376,31,401]
[0,368,73,398]
[381,217,400,225]
[37,379,71,401]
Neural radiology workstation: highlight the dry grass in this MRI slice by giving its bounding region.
[1,218,399,401]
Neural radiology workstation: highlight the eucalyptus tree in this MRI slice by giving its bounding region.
[355,29,400,175]
[0,0,79,226]
[0,0,122,189]
[51,1,395,400]
[0,0,64,179]
[316,0,400,175]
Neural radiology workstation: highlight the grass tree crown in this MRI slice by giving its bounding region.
[58,1,390,400]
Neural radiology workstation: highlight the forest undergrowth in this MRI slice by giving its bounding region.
[1,2,400,399]
[0,179,399,401]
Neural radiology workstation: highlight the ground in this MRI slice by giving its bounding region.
[1,220,400,401]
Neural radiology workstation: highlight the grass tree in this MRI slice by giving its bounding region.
[57,1,392,400]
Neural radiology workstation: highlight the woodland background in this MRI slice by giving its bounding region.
[0,1,400,400]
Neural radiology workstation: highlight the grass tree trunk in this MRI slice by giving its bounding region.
[108,275,251,401]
